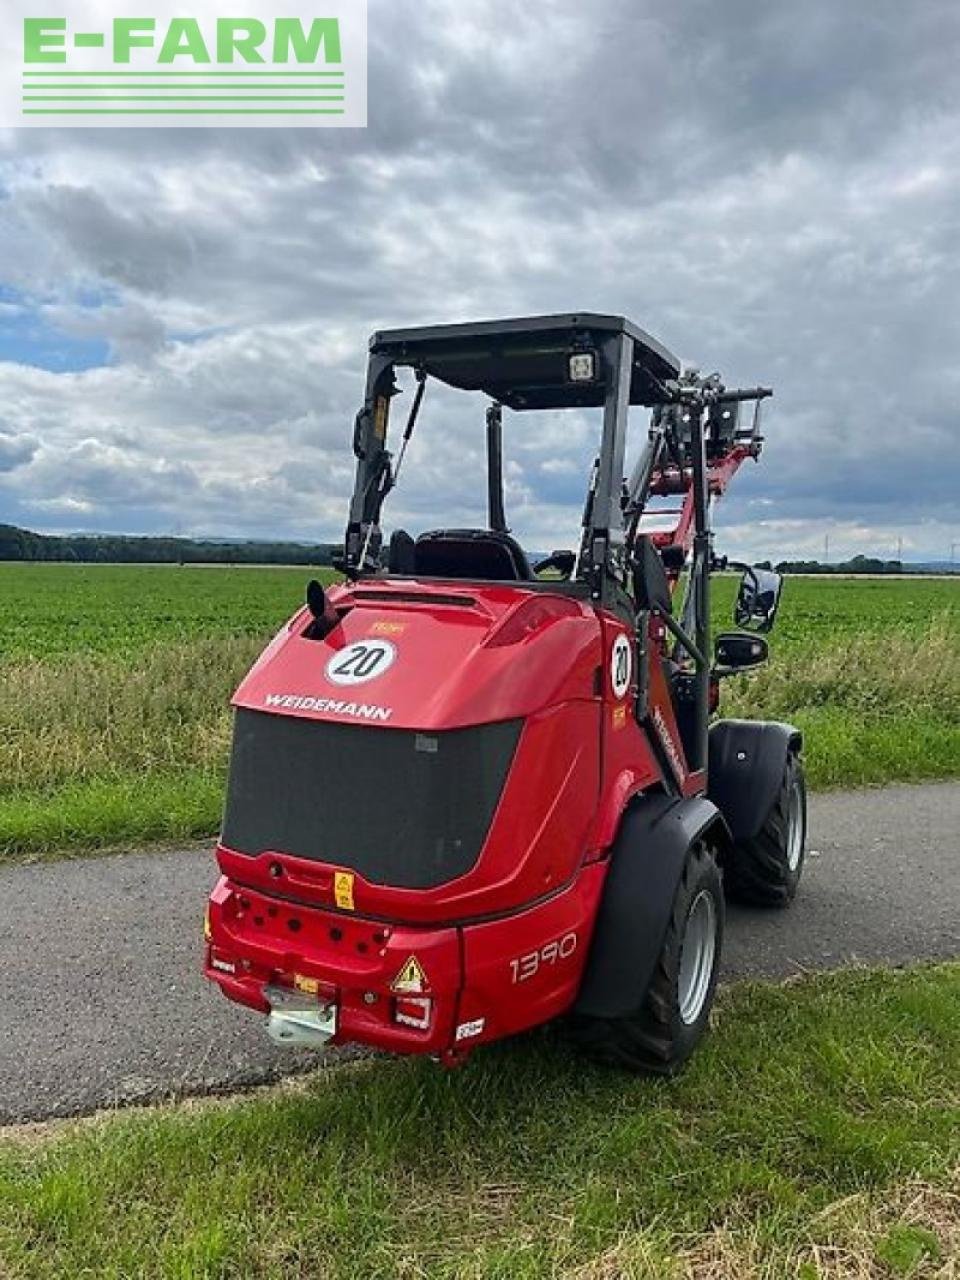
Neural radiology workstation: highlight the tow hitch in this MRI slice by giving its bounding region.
[264,985,337,1048]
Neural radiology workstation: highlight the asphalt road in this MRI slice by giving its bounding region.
[1,781,957,1124]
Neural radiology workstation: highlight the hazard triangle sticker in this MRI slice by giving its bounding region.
[391,955,427,994]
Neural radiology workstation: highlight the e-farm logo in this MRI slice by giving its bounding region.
[5,0,366,127]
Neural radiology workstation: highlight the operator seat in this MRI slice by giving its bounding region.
[413,529,534,581]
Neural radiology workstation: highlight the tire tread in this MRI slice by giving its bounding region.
[569,842,722,1075]
[724,753,806,907]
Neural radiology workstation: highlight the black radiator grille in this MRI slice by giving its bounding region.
[221,709,522,889]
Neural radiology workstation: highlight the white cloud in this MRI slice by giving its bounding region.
[0,0,958,559]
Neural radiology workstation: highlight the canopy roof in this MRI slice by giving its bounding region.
[368,312,681,410]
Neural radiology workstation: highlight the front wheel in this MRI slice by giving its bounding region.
[724,752,807,907]
[569,842,724,1075]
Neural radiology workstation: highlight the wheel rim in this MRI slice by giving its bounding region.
[786,778,804,872]
[677,889,718,1026]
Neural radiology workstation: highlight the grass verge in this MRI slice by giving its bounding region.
[0,769,226,858]
[1,964,958,1278]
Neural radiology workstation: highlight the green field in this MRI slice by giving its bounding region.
[1,564,957,861]
[0,562,321,661]
[1,964,958,1278]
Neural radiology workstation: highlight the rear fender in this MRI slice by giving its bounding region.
[573,793,729,1018]
[708,719,802,843]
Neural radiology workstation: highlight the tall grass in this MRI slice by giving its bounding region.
[0,598,957,861]
[723,615,960,788]
[0,634,261,792]
[724,615,959,720]
[0,636,261,858]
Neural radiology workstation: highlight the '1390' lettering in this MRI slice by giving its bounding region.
[509,932,577,983]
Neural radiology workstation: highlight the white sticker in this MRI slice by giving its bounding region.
[455,1018,485,1042]
[610,633,632,699]
[325,639,397,686]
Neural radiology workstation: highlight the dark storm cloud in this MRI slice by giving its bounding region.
[0,0,958,557]
[23,185,206,294]
[0,426,38,471]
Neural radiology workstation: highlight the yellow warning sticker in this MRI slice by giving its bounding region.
[293,973,319,996]
[391,955,428,994]
[612,704,628,731]
[334,871,355,911]
[373,395,389,440]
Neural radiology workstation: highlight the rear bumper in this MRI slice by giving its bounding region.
[204,877,461,1055]
[204,862,606,1058]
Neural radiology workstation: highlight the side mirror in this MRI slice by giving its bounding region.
[714,631,769,672]
[734,567,783,632]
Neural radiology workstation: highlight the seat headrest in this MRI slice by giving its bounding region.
[415,529,532,581]
[387,529,416,574]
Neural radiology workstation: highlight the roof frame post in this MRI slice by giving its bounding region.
[345,352,396,573]
[485,400,507,532]
[688,401,711,772]
[589,331,634,601]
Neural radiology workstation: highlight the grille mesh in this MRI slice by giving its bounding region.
[222,708,521,889]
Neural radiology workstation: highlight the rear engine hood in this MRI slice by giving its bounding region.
[233,579,599,731]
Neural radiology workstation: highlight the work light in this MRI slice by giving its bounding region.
[568,350,597,382]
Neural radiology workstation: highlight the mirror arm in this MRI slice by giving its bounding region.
[658,610,707,669]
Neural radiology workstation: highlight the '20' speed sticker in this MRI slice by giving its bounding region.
[610,633,632,699]
[325,639,397,686]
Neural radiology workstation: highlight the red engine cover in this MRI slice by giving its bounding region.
[217,579,669,921]
[208,577,683,1058]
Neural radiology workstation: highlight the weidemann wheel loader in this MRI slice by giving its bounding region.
[204,313,806,1074]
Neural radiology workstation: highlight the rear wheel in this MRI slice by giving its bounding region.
[569,842,724,1075]
[724,752,806,907]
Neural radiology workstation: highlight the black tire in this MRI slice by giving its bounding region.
[568,842,724,1075]
[724,752,806,907]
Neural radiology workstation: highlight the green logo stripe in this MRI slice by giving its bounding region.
[22,69,345,76]
[23,88,345,93]
[23,93,345,100]
[23,78,343,84]
[22,107,346,113]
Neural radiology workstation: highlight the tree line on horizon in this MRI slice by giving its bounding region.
[0,524,951,574]
[0,524,338,566]
[770,555,911,574]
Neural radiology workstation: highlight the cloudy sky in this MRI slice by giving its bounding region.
[1,0,959,562]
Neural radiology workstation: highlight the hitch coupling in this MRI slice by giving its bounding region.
[264,984,337,1049]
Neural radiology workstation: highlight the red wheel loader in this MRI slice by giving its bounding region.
[204,313,806,1074]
